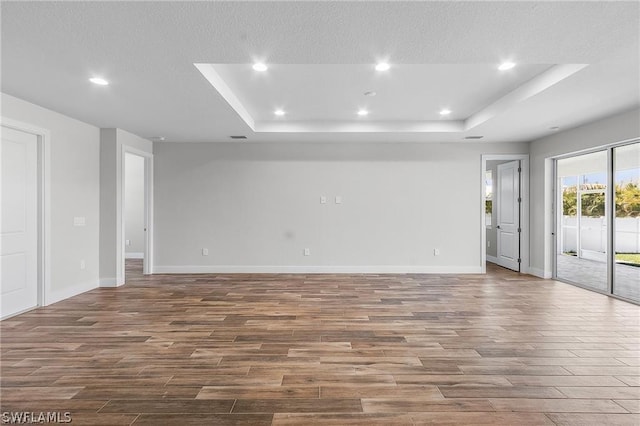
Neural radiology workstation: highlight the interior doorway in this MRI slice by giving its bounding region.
[124,152,146,278]
[481,154,529,274]
[496,160,522,271]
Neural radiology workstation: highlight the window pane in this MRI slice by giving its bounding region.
[562,177,578,217]
[613,142,640,302]
[581,193,605,217]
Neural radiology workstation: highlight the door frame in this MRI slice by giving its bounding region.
[552,138,639,304]
[481,154,530,274]
[120,145,153,280]
[496,160,522,272]
[552,150,610,295]
[1,117,51,317]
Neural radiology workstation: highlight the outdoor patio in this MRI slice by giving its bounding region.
[556,254,639,302]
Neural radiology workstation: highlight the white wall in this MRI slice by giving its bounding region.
[1,92,100,303]
[125,153,145,257]
[5,94,633,292]
[99,129,117,285]
[154,141,528,273]
[529,107,640,278]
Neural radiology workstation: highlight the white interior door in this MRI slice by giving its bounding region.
[497,160,521,272]
[1,126,39,318]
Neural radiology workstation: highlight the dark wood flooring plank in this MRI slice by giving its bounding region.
[557,386,640,399]
[438,385,565,399]
[410,412,555,425]
[132,414,273,425]
[545,413,640,425]
[232,398,362,413]
[361,398,495,413]
[320,384,443,399]
[273,413,413,425]
[489,398,628,413]
[99,399,235,414]
[197,385,319,399]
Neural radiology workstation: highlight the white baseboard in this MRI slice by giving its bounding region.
[529,266,552,279]
[486,255,498,264]
[153,265,484,274]
[125,252,144,259]
[46,279,98,306]
[1,305,39,320]
[99,277,119,287]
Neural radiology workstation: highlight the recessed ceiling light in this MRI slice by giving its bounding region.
[89,77,109,85]
[375,62,390,72]
[274,109,286,116]
[498,61,516,71]
[149,136,165,141]
[357,109,369,116]
[464,136,484,140]
[364,91,377,97]
[549,126,560,131]
[252,63,268,72]
[439,109,452,116]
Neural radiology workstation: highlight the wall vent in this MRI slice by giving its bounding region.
[230,135,247,140]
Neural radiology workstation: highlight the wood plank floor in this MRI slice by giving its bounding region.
[1,260,639,425]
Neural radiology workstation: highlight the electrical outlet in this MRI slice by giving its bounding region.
[80,259,86,270]
[202,248,209,256]
[304,248,311,256]
[320,196,327,204]
[433,248,440,256]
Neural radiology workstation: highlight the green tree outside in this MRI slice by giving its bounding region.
[562,183,640,218]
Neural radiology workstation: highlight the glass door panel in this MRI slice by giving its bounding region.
[556,151,608,291]
[613,143,640,301]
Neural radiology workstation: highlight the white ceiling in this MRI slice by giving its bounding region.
[1,1,638,143]
[197,63,564,132]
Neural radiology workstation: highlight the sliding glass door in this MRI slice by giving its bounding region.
[555,140,639,303]
[556,151,608,292]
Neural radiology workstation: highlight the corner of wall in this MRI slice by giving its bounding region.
[47,280,99,306]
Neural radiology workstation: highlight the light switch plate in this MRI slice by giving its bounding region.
[202,248,209,256]
[335,196,342,204]
[320,196,327,204]
[304,248,311,256]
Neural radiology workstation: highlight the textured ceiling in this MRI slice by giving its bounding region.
[1,1,638,143]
